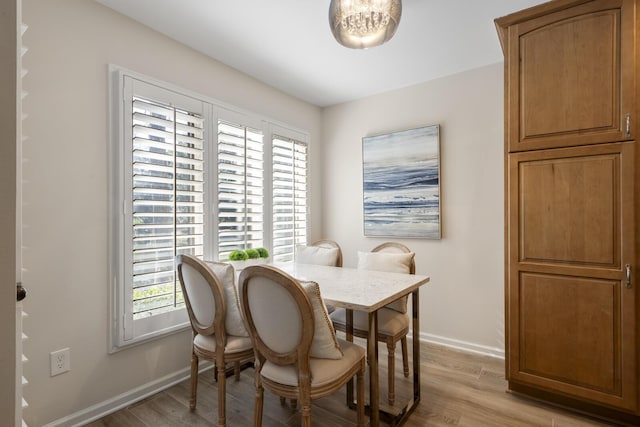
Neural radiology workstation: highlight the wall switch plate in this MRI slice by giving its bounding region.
[50,348,70,376]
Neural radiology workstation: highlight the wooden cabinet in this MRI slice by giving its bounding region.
[500,0,635,152]
[496,0,639,423]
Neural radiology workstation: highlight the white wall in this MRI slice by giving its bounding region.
[322,63,505,355]
[21,0,322,425]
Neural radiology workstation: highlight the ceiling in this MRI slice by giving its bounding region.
[95,0,548,107]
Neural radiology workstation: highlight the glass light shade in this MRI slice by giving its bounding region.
[329,0,402,49]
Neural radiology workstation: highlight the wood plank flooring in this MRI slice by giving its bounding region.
[85,341,621,426]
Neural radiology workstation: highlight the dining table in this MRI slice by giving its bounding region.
[271,262,430,426]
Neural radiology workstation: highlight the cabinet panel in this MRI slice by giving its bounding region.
[522,10,618,138]
[507,142,636,411]
[506,0,635,151]
[518,273,619,394]
[519,153,618,266]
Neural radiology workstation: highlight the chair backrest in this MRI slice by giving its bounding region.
[176,254,226,339]
[310,239,343,267]
[239,265,314,367]
[295,239,343,267]
[372,242,416,274]
[369,242,415,314]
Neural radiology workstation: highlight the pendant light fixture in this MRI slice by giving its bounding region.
[329,0,402,49]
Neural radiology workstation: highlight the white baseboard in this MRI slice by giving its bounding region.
[43,363,212,427]
[43,335,502,426]
[419,332,505,359]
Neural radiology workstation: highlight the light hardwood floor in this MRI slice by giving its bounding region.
[85,341,620,426]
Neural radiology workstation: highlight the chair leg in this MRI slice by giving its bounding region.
[300,399,311,427]
[387,341,396,405]
[356,364,365,427]
[254,380,264,427]
[278,397,298,409]
[401,336,409,377]
[217,364,227,427]
[189,351,198,410]
[234,361,241,381]
[301,407,311,427]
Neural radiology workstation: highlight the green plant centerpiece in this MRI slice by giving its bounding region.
[256,247,269,258]
[245,248,260,259]
[227,248,269,271]
[228,250,248,261]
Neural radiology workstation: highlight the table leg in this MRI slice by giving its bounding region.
[368,311,380,426]
[383,289,421,426]
[412,290,420,403]
[346,309,355,408]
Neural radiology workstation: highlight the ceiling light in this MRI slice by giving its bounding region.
[329,0,402,49]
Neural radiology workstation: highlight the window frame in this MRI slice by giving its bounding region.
[108,65,310,351]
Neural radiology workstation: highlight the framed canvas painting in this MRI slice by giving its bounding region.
[362,124,441,239]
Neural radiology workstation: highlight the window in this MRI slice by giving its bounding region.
[109,67,309,350]
[111,74,206,347]
[217,120,264,260]
[272,135,308,262]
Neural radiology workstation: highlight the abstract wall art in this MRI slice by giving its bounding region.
[362,124,441,239]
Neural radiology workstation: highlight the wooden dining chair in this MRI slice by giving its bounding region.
[330,242,415,405]
[176,254,254,427]
[239,265,366,427]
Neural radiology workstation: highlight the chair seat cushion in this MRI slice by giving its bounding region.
[260,338,364,388]
[330,307,409,335]
[194,333,253,354]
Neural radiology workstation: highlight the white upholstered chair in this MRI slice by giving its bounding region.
[239,265,366,427]
[330,242,415,405]
[176,254,254,427]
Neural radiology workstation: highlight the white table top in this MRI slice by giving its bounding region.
[271,262,430,312]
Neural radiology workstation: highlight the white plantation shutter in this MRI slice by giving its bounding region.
[217,120,264,260]
[272,135,308,262]
[131,97,204,319]
[112,73,206,346]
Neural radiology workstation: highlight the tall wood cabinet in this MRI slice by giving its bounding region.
[495,0,639,423]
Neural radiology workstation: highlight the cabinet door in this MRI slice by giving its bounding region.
[506,0,635,152]
[507,142,636,410]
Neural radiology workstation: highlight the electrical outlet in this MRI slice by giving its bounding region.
[50,348,70,376]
